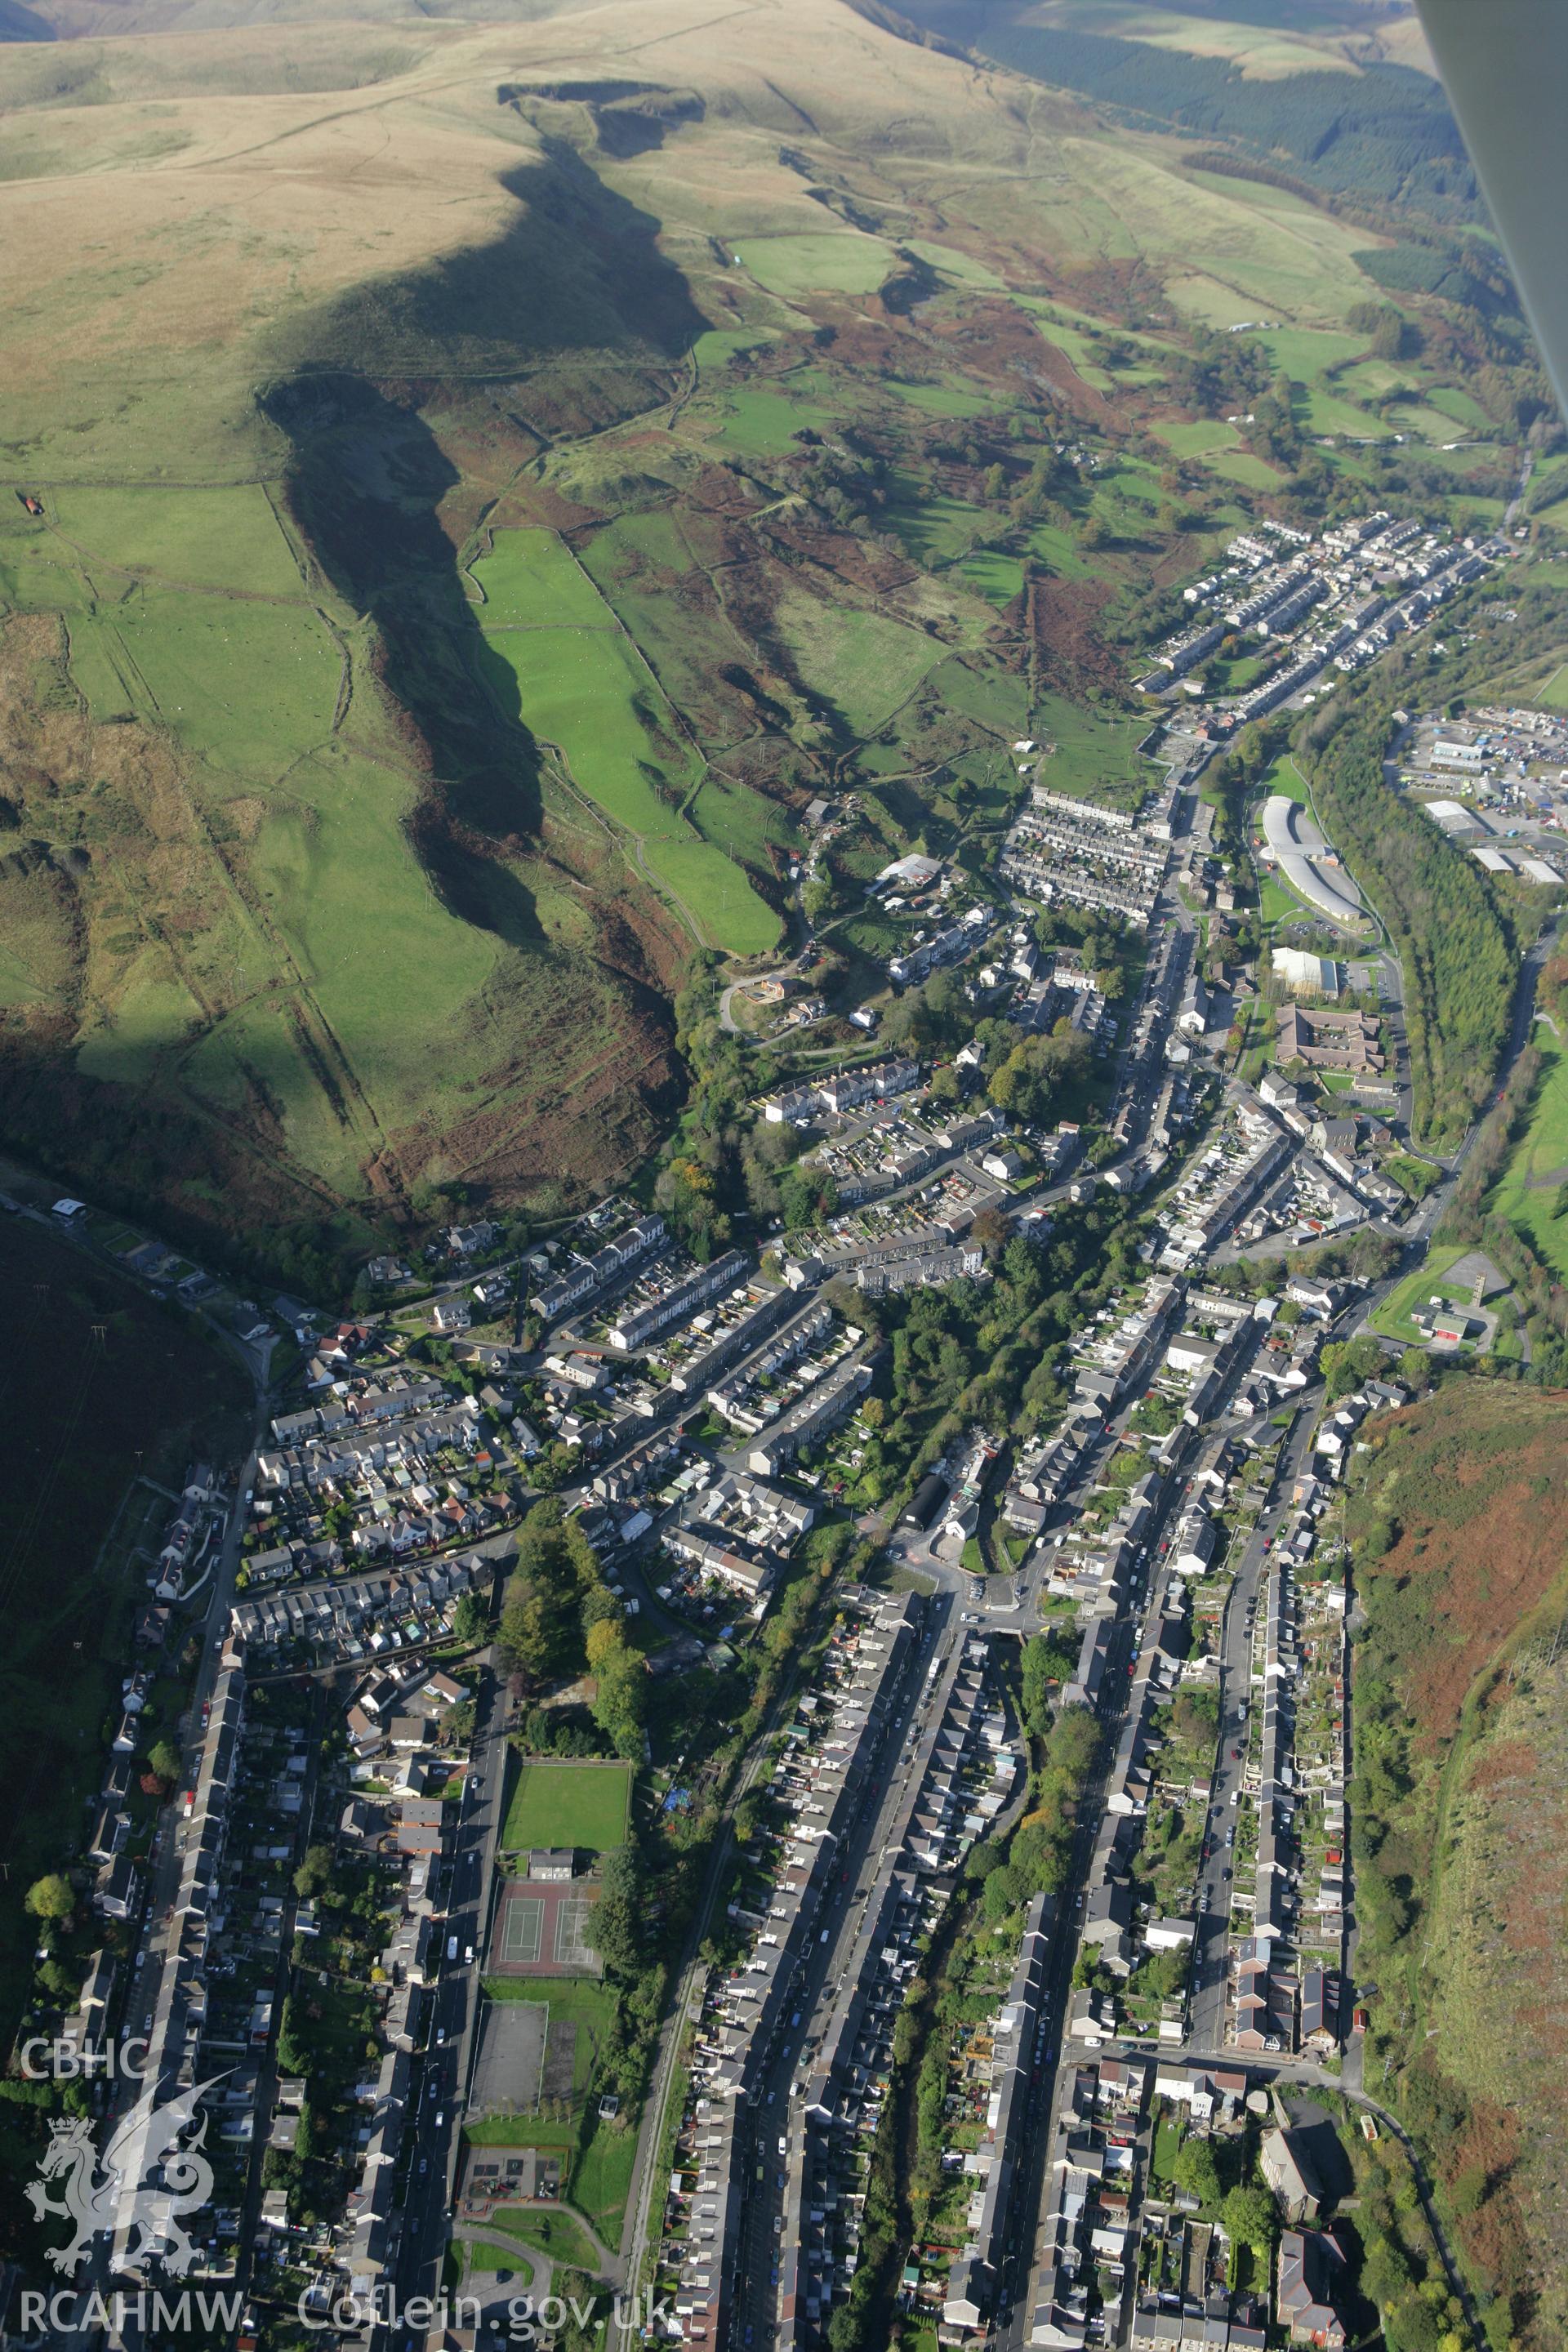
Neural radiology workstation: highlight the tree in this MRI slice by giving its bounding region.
[38,1957,82,2004]
[1173,1686,1219,1743]
[1045,1704,1100,1780]
[1221,2182,1279,2255]
[452,1592,489,1646]
[1361,2232,1414,2310]
[1320,1334,1383,1402]
[584,1846,643,1976]
[275,1997,310,2078]
[293,1844,335,1900]
[982,1865,1024,1922]
[24,1873,74,1924]
[1174,2137,1223,2208]
[585,1617,625,1671]
[145,1738,183,1792]
[1021,1632,1076,1735]
[580,1583,622,1633]
[499,1558,579,1685]
[826,2307,862,2352]
[532,1441,583,1493]
[1133,1946,1187,2001]
[734,1791,770,1847]
[972,1205,1010,1258]
[779,1164,831,1232]
[591,1643,648,1760]
[654,1154,728,1260]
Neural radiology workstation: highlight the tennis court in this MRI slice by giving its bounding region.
[555,1898,596,1971]
[500,1893,545,1967]
[489,1877,604,1979]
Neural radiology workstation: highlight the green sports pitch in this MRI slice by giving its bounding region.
[501,1759,632,1856]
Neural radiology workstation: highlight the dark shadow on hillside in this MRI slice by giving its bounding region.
[263,136,709,952]
[499,80,705,160]
[269,135,706,390]
[266,370,550,950]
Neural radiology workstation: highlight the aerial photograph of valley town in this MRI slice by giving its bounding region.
[0,7,1566,2352]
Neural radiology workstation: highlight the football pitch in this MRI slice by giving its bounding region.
[501,1758,632,1856]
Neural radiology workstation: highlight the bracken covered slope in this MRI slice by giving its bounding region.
[1349,1379,1568,2352]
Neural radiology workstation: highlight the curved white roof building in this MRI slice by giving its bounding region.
[1262,795,1365,929]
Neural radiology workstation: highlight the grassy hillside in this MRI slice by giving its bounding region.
[0,0,1544,1288]
[1348,1381,1568,2352]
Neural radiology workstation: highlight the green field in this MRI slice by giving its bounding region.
[1425,384,1492,431]
[465,2242,537,2278]
[568,2121,638,2249]
[885,477,991,568]
[1024,519,1093,579]
[63,616,136,721]
[1295,380,1393,439]
[690,326,774,376]
[486,2205,604,2274]
[243,749,501,1125]
[1485,1027,1568,1277]
[708,382,838,457]
[886,378,993,420]
[1391,399,1481,444]
[1029,691,1152,804]
[906,238,1003,290]
[1022,307,1116,388]
[1202,448,1286,490]
[1258,871,1322,931]
[772,589,943,738]
[501,1758,633,1855]
[926,654,1031,744]
[109,590,342,776]
[470,530,609,629]
[1370,1244,1467,1344]
[471,530,777,956]
[1253,326,1370,378]
[953,550,1025,606]
[736,231,893,298]
[1152,418,1239,458]
[0,474,721,1243]
[1260,754,1312,808]
[52,483,305,599]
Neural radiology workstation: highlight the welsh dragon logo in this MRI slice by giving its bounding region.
[26,2074,221,2278]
